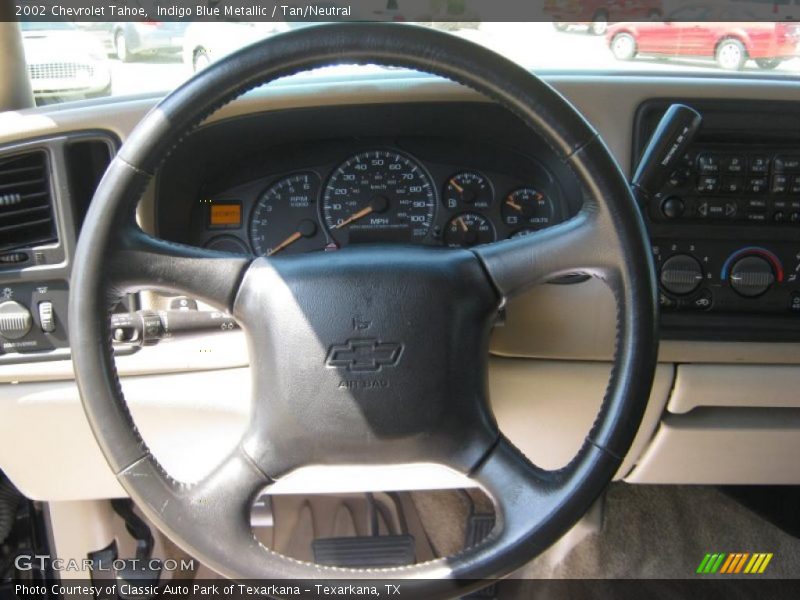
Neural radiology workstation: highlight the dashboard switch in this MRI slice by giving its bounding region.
[38,301,55,333]
[0,300,32,340]
[730,256,775,297]
[660,254,703,296]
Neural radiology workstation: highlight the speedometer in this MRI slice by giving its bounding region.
[322,150,436,246]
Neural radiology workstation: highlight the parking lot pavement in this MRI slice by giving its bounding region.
[104,23,800,100]
[109,53,190,97]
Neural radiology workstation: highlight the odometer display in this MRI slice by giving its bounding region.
[322,150,436,246]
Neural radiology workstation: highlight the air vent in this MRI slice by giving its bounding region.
[0,151,56,253]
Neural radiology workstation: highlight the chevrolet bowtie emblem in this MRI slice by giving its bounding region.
[326,338,403,372]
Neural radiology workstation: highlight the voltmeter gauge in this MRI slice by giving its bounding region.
[443,213,495,248]
[501,188,554,229]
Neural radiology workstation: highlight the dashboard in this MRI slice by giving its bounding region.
[1,73,800,502]
[155,103,582,258]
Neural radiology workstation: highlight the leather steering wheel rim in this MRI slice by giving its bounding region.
[69,23,658,597]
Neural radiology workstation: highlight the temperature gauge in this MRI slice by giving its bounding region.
[501,188,554,229]
[443,213,495,248]
[443,171,493,210]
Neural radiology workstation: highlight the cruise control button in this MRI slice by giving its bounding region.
[749,155,769,173]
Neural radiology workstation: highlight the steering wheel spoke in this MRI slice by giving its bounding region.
[473,208,616,299]
[119,446,270,561]
[109,227,251,311]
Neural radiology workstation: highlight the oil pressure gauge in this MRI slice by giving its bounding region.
[443,213,495,248]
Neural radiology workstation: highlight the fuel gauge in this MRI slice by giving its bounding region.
[443,213,495,248]
[501,188,554,229]
[443,171,493,210]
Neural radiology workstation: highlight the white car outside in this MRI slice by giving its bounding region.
[21,22,112,102]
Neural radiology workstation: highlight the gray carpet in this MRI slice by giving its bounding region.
[513,483,800,579]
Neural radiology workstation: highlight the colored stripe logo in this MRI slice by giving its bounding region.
[697,552,773,574]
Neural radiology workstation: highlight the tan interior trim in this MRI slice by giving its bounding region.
[669,364,800,414]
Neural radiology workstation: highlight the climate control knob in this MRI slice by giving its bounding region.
[0,300,32,340]
[729,256,775,297]
[660,254,703,295]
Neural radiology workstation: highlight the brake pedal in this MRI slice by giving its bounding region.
[463,513,496,599]
[313,535,416,568]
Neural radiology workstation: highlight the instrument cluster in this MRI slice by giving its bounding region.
[194,147,568,256]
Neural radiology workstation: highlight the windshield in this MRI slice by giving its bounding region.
[18,19,800,106]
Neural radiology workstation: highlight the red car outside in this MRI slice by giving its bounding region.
[607,21,800,70]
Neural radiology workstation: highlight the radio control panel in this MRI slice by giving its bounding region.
[635,99,800,341]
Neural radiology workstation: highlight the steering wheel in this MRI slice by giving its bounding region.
[70,23,657,596]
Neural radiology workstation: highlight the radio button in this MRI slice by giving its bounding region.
[697,153,720,173]
[697,176,719,193]
[749,156,770,174]
[748,177,768,193]
[660,196,685,219]
[774,155,800,172]
[722,155,746,173]
[772,174,789,194]
[791,177,800,194]
[721,177,743,193]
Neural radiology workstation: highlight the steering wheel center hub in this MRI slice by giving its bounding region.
[234,245,501,477]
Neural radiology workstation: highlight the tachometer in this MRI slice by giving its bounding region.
[249,173,325,256]
[322,150,436,246]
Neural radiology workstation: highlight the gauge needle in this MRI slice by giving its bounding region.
[268,231,303,256]
[505,197,523,212]
[457,216,468,232]
[334,205,373,230]
[449,178,464,194]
